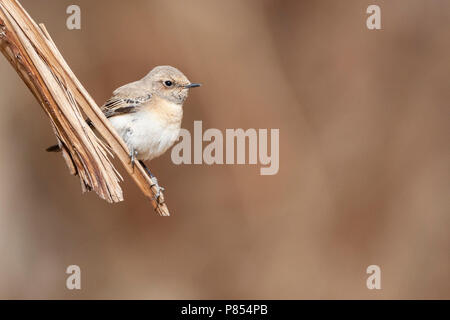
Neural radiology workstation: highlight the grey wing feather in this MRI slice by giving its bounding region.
[101,81,152,118]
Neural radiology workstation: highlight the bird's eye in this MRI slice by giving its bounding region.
[164,80,173,87]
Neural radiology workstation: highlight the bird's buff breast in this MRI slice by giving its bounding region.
[109,102,183,161]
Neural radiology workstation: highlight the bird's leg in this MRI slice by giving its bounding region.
[129,147,138,169]
[138,160,153,177]
[138,160,165,200]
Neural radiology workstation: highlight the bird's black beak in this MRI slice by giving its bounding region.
[184,83,201,88]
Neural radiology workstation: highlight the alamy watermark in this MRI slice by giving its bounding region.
[66,265,81,290]
[366,265,381,290]
[66,5,81,30]
[366,5,381,30]
[171,121,279,175]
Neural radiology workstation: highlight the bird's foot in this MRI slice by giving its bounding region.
[129,148,138,169]
[137,160,164,201]
[150,176,165,201]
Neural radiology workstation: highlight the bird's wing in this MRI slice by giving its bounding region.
[101,81,152,118]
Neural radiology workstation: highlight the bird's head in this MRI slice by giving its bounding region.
[144,65,201,105]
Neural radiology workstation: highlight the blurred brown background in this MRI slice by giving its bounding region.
[0,0,448,299]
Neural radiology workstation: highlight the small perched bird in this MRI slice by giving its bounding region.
[47,65,201,197]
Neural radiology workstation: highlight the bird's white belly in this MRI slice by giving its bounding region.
[109,111,181,161]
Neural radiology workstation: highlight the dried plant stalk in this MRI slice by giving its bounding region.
[0,0,170,215]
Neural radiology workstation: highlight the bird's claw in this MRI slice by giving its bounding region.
[130,148,138,169]
[150,176,164,201]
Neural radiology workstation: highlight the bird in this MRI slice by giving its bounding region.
[47,65,201,198]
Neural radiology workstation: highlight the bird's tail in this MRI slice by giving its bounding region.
[46,144,61,152]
